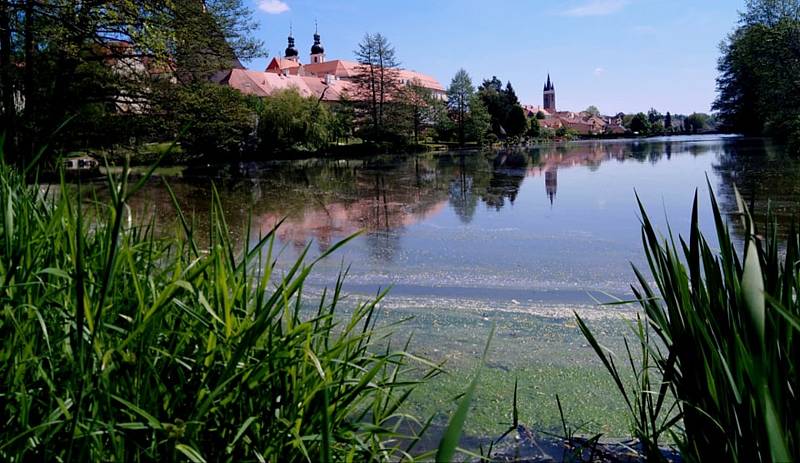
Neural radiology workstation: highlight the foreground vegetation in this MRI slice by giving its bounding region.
[578,186,800,462]
[0,157,447,462]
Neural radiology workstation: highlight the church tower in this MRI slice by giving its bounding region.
[545,168,558,206]
[284,26,299,62]
[310,23,326,64]
[543,74,556,112]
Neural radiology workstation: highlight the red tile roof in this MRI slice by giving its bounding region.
[265,58,445,94]
[222,69,353,102]
[265,57,302,73]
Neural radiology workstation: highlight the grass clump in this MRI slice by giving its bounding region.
[0,157,440,462]
[578,185,800,462]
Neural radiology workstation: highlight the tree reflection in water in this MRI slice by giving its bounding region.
[86,136,798,258]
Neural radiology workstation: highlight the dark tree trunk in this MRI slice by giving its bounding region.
[0,0,16,163]
[21,0,35,165]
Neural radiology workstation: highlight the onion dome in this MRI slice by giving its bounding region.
[311,32,324,55]
[285,35,299,58]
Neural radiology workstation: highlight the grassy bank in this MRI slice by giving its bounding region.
[0,160,441,462]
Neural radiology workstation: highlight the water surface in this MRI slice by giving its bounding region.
[123,135,800,437]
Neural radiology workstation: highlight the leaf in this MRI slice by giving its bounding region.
[111,395,163,430]
[175,444,207,463]
[38,267,71,280]
[763,391,790,463]
[736,187,765,343]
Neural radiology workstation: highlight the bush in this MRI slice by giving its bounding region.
[255,89,333,153]
[172,83,258,158]
[0,158,439,462]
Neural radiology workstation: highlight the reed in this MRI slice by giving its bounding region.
[0,155,441,462]
[578,185,800,462]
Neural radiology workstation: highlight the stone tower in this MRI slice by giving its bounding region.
[310,23,326,64]
[543,74,556,112]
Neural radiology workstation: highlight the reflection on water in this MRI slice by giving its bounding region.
[116,135,798,305]
[85,135,800,437]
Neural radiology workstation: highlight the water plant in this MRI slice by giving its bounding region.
[0,154,441,462]
[578,185,800,463]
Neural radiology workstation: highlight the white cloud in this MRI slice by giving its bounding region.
[258,0,290,14]
[562,0,630,17]
[594,67,606,77]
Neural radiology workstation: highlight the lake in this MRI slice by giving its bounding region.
[122,135,800,439]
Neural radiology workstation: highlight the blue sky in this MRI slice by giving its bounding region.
[247,0,745,115]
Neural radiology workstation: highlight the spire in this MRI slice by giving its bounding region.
[543,73,556,112]
[311,21,325,60]
[285,22,298,59]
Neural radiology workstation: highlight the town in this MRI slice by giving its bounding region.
[214,26,705,149]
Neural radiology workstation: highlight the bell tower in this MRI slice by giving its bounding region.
[543,74,556,112]
[285,25,299,62]
[310,22,326,64]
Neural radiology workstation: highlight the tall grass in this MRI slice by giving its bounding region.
[579,185,800,463]
[0,156,441,462]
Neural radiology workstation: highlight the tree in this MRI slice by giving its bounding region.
[430,97,454,142]
[447,69,474,146]
[685,113,711,133]
[528,116,541,138]
[0,0,264,164]
[173,82,257,157]
[477,78,527,139]
[741,0,800,26]
[256,88,333,153]
[629,113,650,134]
[353,33,401,140]
[329,102,356,144]
[505,105,529,140]
[467,95,491,145]
[713,0,800,148]
[647,108,662,125]
[536,111,546,120]
[585,105,600,116]
[397,80,434,144]
[665,112,673,130]
[477,77,504,135]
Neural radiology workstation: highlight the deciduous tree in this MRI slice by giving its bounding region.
[714,0,800,148]
[0,0,264,164]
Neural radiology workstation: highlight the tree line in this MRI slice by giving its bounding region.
[714,0,800,151]
[623,109,715,136]
[0,0,748,167]
[0,0,264,166]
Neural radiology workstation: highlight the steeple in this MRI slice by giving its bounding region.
[543,73,556,112]
[285,24,299,61]
[545,168,558,206]
[310,20,326,63]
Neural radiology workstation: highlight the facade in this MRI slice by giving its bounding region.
[225,29,446,102]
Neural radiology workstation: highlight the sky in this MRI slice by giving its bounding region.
[246,0,746,115]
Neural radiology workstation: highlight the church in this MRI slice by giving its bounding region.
[523,75,625,136]
[220,27,446,103]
